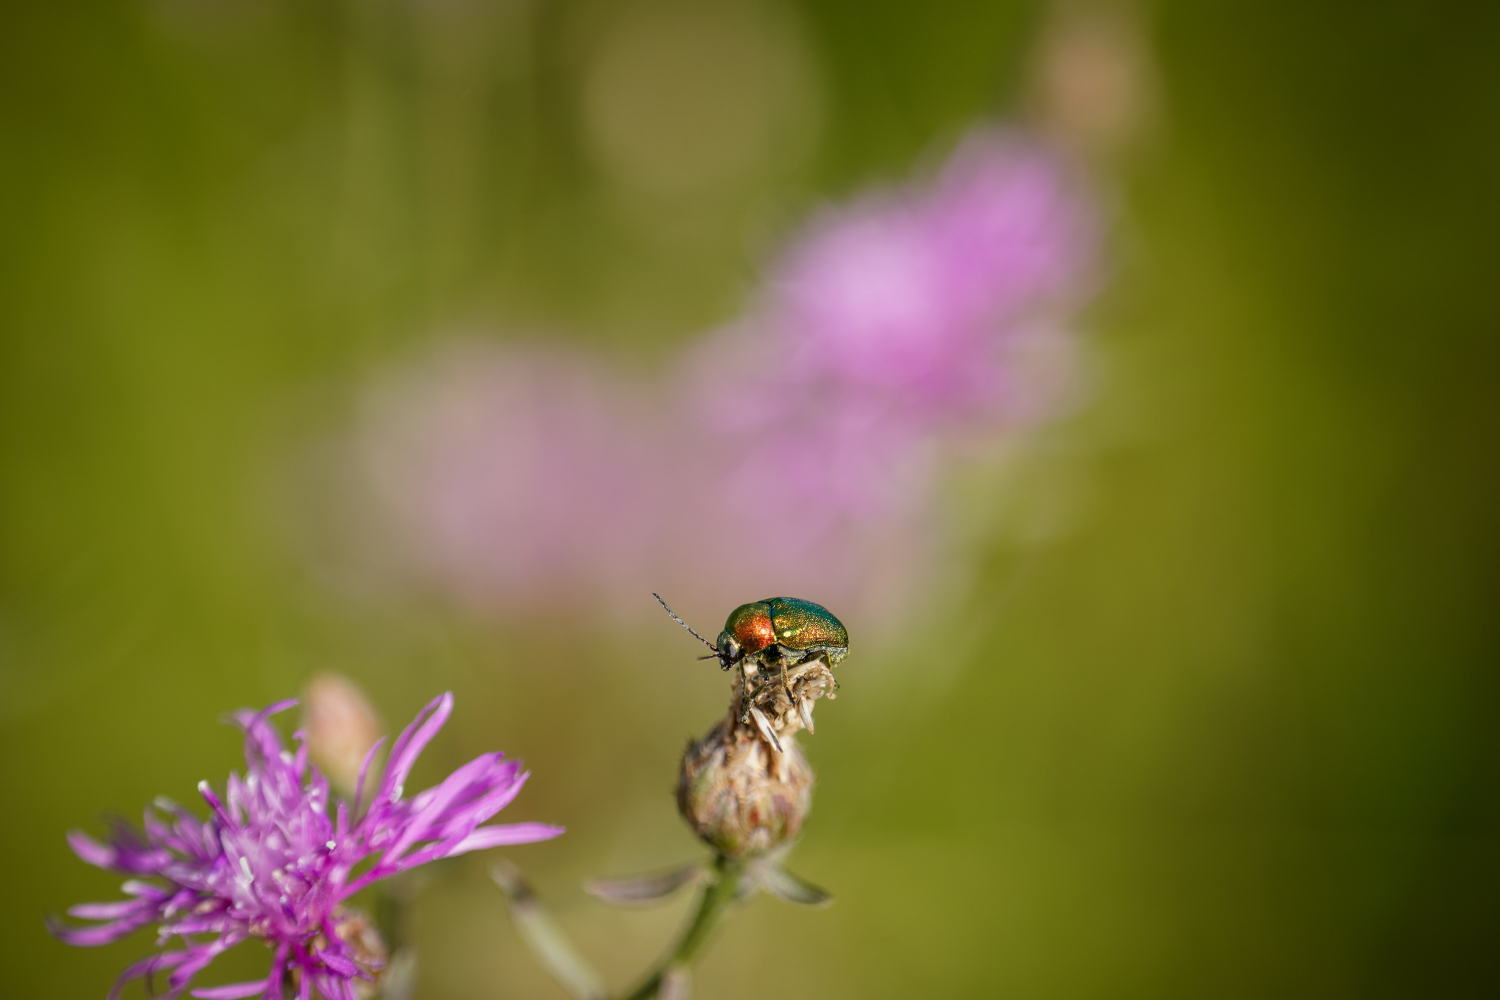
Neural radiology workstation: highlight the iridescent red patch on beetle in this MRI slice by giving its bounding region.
[724,602,777,655]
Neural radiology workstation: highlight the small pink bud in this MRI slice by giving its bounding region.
[303,674,383,799]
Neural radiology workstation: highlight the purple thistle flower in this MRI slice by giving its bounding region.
[50,693,563,1000]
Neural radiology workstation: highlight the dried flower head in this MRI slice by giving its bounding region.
[737,654,839,750]
[676,716,814,859]
[50,693,562,1000]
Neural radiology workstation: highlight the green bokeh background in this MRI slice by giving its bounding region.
[3,1,1499,997]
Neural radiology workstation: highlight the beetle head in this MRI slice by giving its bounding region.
[715,631,743,669]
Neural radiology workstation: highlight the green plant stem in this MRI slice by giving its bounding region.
[620,855,743,1000]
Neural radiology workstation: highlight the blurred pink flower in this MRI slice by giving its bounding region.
[348,127,1098,624]
[358,344,666,613]
[658,129,1095,616]
[767,129,1095,421]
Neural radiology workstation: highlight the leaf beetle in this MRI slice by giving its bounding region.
[654,594,847,744]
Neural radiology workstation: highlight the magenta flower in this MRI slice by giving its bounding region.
[50,693,562,1000]
[758,128,1095,423]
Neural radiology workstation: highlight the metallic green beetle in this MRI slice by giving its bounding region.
[654,594,848,716]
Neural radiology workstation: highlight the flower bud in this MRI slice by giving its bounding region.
[295,908,389,1000]
[676,716,814,859]
[303,673,383,799]
[338,910,390,997]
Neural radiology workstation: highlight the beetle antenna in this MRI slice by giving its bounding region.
[654,593,718,653]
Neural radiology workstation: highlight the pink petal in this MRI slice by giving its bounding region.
[46,909,154,947]
[378,693,452,805]
[108,950,188,1000]
[66,830,115,868]
[192,982,268,999]
[67,899,142,920]
[448,822,565,854]
[315,947,360,978]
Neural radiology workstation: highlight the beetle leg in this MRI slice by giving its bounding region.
[738,661,753,725]
[780,660,794,708]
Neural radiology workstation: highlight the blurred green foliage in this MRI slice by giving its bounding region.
[3,1,1499,997]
